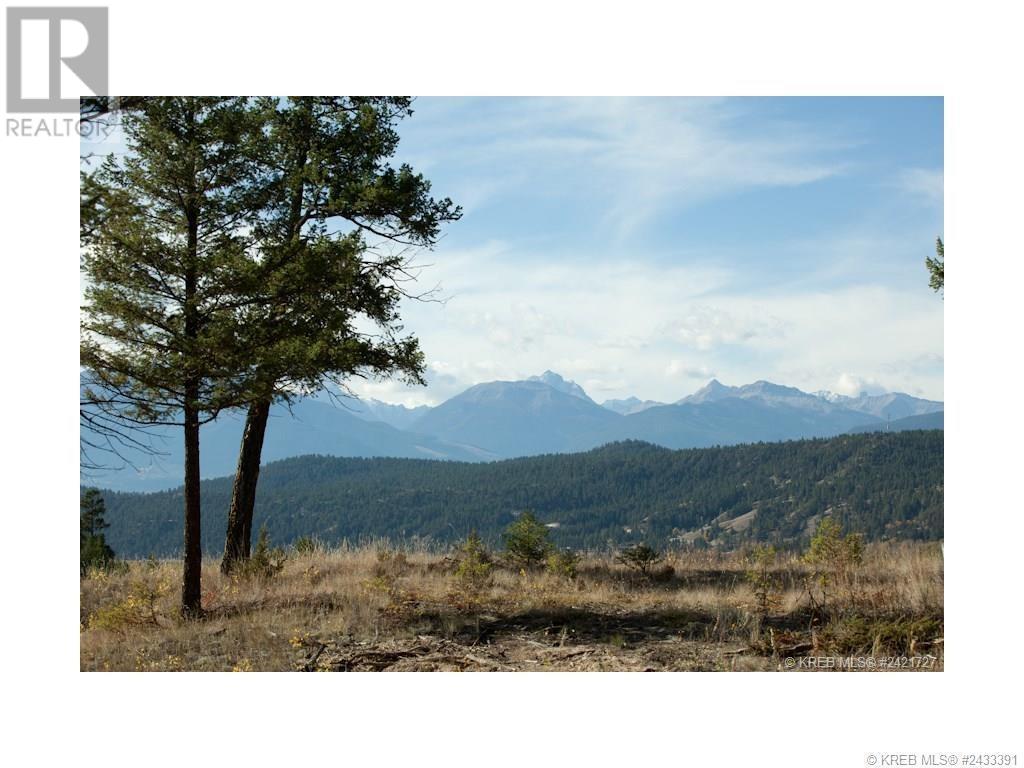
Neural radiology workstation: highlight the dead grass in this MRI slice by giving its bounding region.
[80,541,943,672]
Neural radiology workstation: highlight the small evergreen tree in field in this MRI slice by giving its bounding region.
[745,544,781,616]
[503,511,554,569]
[802,517,864,613]
[80,488,115,575]
[546,548,581,580]
[615,543,663,577]
[236,524,287,581]
[454,532,493,591]
[804,518,863,573]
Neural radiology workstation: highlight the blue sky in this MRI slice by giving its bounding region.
[83,97,944,406]
[347,96,944,406]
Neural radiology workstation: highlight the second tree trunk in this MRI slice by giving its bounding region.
[220,398,271,574]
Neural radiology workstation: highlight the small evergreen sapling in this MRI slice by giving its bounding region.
[80,488,116,575]
[546,549,581,580]
[236,524,287,581]
[802,517,864,613]
[745,544,782,616]
[454,532,494,591]
[503,511,554,569]
[615,544,663,577]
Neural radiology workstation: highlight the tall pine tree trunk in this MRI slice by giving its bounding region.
[181,396,203,617]
[220,398,271,573]
[220,116,311,571]
[181,168,203,618]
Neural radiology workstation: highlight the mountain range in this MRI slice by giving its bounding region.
[82,371,943,491]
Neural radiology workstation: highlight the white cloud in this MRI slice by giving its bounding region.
[896,167,943,205]
[286,100,943,407]
[346,244,944,406]
[666,361,716,380]
[665,304,787,351]
[833,373,888,397]
[402,98,850,241]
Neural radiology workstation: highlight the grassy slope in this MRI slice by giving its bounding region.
[80,541,943,672]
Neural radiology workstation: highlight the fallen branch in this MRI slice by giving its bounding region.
[302,643,327,671]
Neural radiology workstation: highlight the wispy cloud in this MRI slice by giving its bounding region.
[400,97,852,241]
[666,361,717,380]
[348,241,944,406]
[894,167,944,206]
[663,304,788,351]
[335,100,944,406]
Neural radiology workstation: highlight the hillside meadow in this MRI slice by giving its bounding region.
[80,540,943,672]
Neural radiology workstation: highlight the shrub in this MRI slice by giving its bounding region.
[81,535,116,575]
[745,544,782,616]
[818,616,943,656]
[293,536,323,556]
[373,548,410,579]
[651,563,676,583]
[236,524,287,581]
[454,532,493,591]
[303,564,323,586]
[804,518,864,572]
[503,511,554,568]
[88,579,171,634]
[615,543,663,577]
[546,548,581,579]
[802,518,865,613]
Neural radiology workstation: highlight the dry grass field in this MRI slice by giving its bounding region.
[80,541,943,672]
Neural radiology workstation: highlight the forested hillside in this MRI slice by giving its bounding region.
[96,431,943,556]
[847,411,944,433]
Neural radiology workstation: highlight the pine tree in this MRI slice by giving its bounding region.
[218,97,460,573]
[80,488,115,574]
[80,488,109,541]
[926,236,944,294]
[503,511,554,568]
[81,98,267,615]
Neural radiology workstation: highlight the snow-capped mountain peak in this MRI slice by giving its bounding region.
[527,370,595,403]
